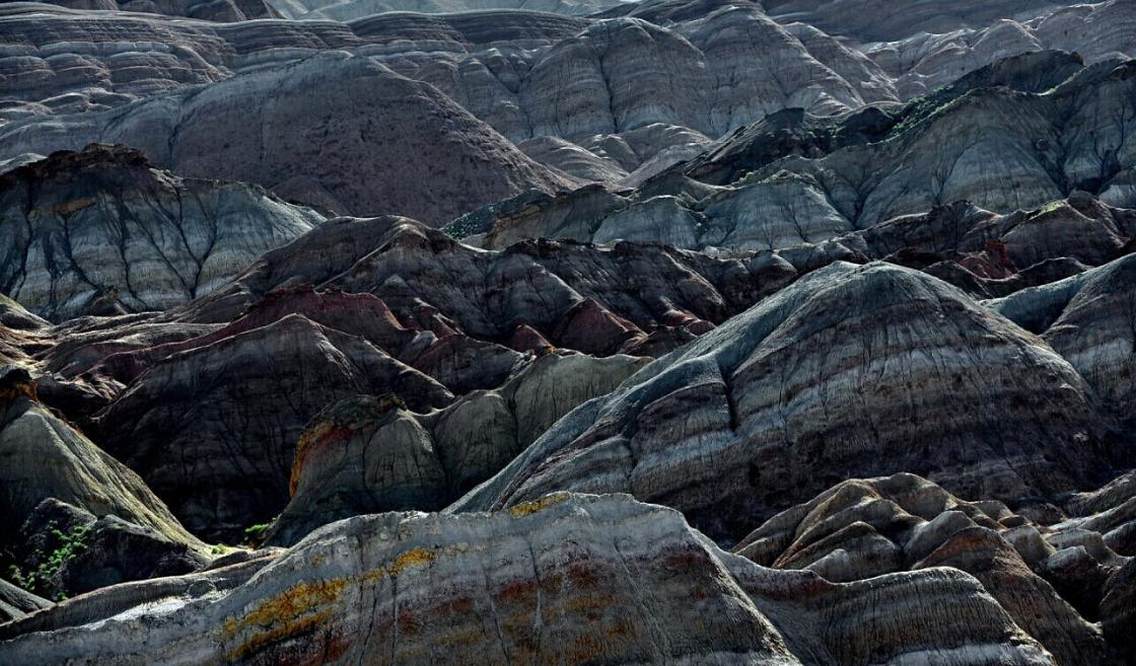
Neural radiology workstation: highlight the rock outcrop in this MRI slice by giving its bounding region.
[733,473,1131,664]
[463,53,1136,252]
[1,1,1134,660]
[0,50,570,224]
[267,351,647,545]
[993,252,1136,428]
[0,493,1057,664]
[0,367,202,552]
[453,262,1128,542]
[92,313,454,540]
[0,580,50,624]
[0,144,325,321]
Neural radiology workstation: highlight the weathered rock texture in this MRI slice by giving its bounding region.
[8,0,1122,206]
[453,262,1129,542]
[266,351,647,545]
[0,144,325,321]
[0,369,201,553]
[0,50,571,224]
[0,493,1057,664]
[993,252,1136,429]
[733,473,1135,664]
[93,313,454,540]
[462,52,1136,252]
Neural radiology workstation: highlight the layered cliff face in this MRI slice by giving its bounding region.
[0,51,571,224]
[7,0,1127,224]
[463,52,1136,252]
[0,493,1059,665]
[452,262,1129,541]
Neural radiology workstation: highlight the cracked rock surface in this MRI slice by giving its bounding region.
[0,144,325,321]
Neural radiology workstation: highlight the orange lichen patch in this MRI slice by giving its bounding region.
[508,492,570,518]
[289,422,354,495]
[390,547,437,575]
[221,578,348,650]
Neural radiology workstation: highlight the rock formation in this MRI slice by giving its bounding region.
[733,472,1135,663]
[453,262,1129,542]
[0,144,325,321]
[0,493,1058,664]
[267,351,647,545]
[0,51,570,224]
[462,52,1136,251]
[1,1,1134,661]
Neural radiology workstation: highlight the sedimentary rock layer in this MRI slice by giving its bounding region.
[0,144,325,321]
[0,493,1056,664]
[453,262,1128,542]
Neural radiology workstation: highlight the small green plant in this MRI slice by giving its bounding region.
[243,522,271,545]
[8,524,91,601]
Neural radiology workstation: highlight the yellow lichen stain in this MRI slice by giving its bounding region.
[225,610,333,661]
[221,577,348,659]
[389,547,436,575]
[508,492,570,518]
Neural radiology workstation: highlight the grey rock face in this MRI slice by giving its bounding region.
[37,0,279,20]
[92,313,454,540]
[272,0,625,20]
[0,380,202,555]
[10,499,208,601]
[453,262,1126,542]
[267,351,647,545]
[992,253,1136,429]
[0,144,325,322]
[465,53,1136,252]
[179,216,785,358]
[0,579,50,624]
[733,472,1127,664]
[0,50,571,224]
[0,493,1055,664]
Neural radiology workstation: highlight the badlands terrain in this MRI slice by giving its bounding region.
[0,0,1135,663]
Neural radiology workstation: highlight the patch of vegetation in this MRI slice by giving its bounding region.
[243,521,272,546]
[7,524,90,601]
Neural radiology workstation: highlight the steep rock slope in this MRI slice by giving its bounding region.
[0,494,1055,664]
[453,262,1127,542]
[759,0,1061,42]
[273,0,626,20]
[0,144,325,321]
[174,216,791,357]
[464,53,1136,249]
[0,366,205,564]
[38,0,279,19]
[993,252,1136,428]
